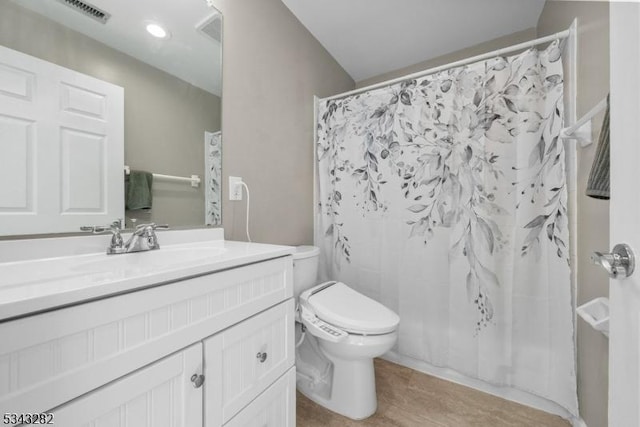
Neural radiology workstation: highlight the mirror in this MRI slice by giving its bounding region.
[0,0,222,235]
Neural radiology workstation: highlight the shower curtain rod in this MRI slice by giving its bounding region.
[324,28,571,101]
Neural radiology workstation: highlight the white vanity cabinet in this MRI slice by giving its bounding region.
[0,254,295,426]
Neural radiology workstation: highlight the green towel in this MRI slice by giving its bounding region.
[586,96,610,200]
[125,170,153,210]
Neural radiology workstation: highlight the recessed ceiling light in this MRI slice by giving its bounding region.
[146,23,169,39]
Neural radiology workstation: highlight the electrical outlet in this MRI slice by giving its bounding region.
[229,176,243,201]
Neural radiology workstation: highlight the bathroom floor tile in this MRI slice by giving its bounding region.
[296,359,571,427]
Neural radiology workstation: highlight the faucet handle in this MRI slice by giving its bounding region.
[124,223,168,253]
[82,221,124,254]
[134,223,169,233]
[80,225,105,233]
[80,220,122,234]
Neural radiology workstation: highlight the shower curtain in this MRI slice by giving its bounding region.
[205,131,222,226]
[316,42,577,415]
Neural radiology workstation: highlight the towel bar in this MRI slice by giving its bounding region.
[560,97,608,147]
[124,166,201,188]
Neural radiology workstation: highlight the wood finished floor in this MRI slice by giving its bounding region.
[296,359,571,427]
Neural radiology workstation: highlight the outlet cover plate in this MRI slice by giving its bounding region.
[229,176,242,201]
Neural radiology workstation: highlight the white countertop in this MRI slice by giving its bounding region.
[0,238,294,322]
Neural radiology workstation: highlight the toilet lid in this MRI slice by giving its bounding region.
[307,282,400,334]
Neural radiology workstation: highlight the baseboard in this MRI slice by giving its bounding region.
[381,351,584,425]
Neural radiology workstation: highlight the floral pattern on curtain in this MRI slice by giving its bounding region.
[205,131,222,225]
[316,42,577,415]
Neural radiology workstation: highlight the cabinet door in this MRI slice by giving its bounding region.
[51,343,202,427]
[224,368,295,427]
[204,299,295,425]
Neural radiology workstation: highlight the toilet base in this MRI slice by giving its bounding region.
[297,353,378,420]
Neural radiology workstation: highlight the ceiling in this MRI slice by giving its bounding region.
[13,0,222,96]
[281,0,547,83]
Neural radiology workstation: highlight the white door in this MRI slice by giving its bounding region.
[51,343,203,427]
[0,45,124,236]
[609,3,640,426]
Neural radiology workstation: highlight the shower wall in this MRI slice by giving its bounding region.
[538,3,610,427]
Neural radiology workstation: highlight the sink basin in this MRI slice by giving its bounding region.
[0,236,294,322]
[72,246,228,274]
[0,245,227,290]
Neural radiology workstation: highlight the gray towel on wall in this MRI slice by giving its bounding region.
[586,96,610,200]
[125,170,153,210]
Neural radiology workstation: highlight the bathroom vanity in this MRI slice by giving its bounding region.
[0,230,295,426]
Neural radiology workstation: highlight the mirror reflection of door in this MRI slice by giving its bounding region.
[0,0,223,236]
[0,45,124,235]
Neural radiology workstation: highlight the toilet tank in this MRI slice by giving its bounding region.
[292,246,320,298]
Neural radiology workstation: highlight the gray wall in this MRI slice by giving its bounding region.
[538,3,610,427]
[355,28,537,88]
[0,1,221,230]
[213,0,354,245]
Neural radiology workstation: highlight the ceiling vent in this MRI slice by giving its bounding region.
[197,13,222,43]
[55,0,111,24]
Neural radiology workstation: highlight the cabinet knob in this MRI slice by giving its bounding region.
[190,373,205,388]
[256,352,268,363]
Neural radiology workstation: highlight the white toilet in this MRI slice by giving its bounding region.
[293,246,400,420]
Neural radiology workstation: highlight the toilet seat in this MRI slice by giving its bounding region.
[300,281,400,335]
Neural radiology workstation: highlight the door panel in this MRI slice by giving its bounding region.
[609,3,640,426]
[0,45,124,235]
[0,115,34,212]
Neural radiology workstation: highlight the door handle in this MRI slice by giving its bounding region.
[591,243,635,279]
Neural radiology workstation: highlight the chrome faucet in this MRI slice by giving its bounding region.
[81,221,168,254]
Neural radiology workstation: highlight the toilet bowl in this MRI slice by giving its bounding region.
[293,246,400,420]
